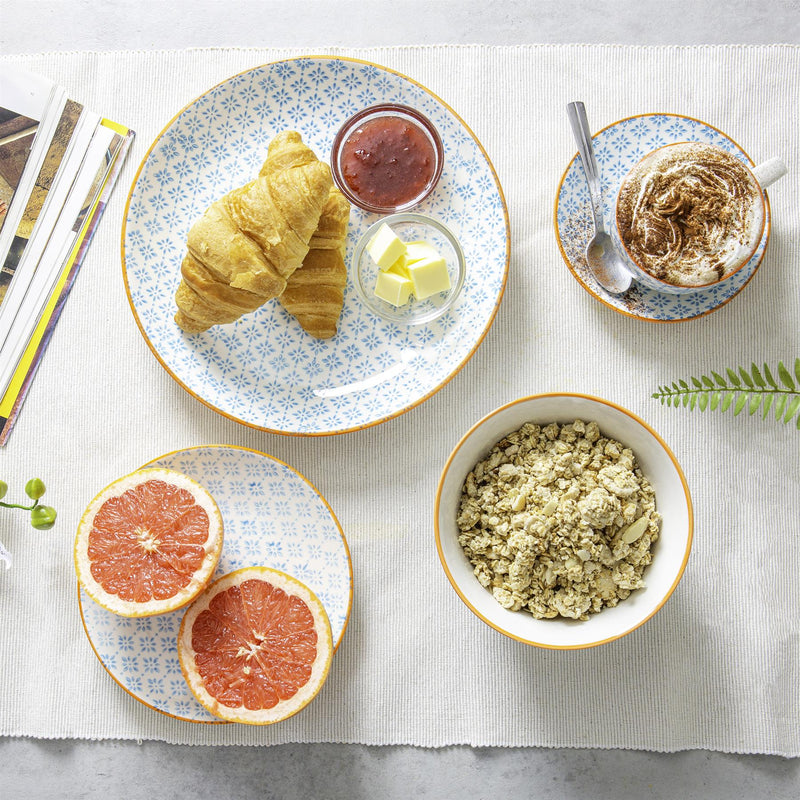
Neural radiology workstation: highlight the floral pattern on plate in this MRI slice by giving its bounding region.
[78,445,353,723]
[122,57,509,433]
[555,113,771,322]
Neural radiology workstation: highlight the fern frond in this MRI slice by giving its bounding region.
[651,360,800,431]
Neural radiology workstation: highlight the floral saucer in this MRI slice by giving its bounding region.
[554,113,771,322]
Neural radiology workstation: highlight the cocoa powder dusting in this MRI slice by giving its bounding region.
[616,143,762,287]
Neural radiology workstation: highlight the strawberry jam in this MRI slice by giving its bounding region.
[332,105,443,213]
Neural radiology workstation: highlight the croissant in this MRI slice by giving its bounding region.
[174,139,332,333]
[260,132,351,339]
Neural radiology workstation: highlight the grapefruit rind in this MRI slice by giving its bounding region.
[177,566,333,725]
[74,468,224,617]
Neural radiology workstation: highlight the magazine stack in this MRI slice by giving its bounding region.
[0,67,133,443]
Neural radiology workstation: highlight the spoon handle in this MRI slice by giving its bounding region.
[567,101,605,233]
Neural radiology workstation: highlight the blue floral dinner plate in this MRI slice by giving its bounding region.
[78,445,353,723]
[122,57,509,434]
[555,113,771,322]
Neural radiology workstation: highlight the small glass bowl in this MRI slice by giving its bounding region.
[352,213,466,326]
[330,103,445,214]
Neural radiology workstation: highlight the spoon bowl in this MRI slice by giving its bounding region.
[567,102,633,295]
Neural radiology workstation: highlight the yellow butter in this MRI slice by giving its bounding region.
[404,240,441,265]
[407,255,451,299]
[387,257,411,280]
[374,269,413,307]
[366,223,407,271]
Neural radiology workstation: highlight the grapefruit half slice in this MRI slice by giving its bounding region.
[178,567,333,725]
[75,469,223,617]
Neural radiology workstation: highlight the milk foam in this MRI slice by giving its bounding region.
[615,143,764,288]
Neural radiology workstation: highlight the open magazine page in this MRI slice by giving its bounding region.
[0,114,38,238]
[0,109,100,339]
[0,67,54,239]
[0,68,65,274]
[0,122,119,401]
[0,99,83,305]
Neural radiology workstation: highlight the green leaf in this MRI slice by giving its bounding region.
[783,396,800,423]
[712,371,728,388]
[653,360,800,432]
[727,367,741,387]
[721,392,735,413]
[778,361,796,390]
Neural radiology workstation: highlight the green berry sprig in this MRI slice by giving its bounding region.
[0,478,57,530]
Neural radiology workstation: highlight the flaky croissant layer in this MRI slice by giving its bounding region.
[173,131,336,334]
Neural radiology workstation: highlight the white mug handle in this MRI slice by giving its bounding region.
[752,157,788,188]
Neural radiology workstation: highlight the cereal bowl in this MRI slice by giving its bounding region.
[435,394,692,649]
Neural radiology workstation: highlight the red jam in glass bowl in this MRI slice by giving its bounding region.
[330,104,444,214]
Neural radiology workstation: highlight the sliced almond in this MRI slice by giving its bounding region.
[541,497,558,517]
[620,516,648,544]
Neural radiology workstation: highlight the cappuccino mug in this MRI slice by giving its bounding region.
[612,142,787,295]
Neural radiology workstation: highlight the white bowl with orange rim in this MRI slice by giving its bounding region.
[435,393,693,649]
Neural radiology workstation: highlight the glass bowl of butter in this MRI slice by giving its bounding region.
[352,212,466,326]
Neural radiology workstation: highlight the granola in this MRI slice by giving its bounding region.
[456,420,660,621]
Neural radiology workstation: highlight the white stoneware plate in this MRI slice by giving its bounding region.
[555,113,771,322]
[78,445,353,723]
[122,57,509,434]
[435,394,693,649]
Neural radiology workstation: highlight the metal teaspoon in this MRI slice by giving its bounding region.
[566,101,633,294]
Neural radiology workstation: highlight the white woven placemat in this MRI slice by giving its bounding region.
[0,45,798,754]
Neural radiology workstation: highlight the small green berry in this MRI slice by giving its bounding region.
[30,505,57,530]
[0,480,7,500]
[25,478,46,500]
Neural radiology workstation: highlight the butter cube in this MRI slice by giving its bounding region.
[374,269,413,307]
[366,223,407,270]
[404,240,441,265]
[407,255,451,299]
[387,256,411,280]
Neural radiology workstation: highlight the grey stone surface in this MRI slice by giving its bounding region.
[2,740,799,799]
[2,0,799,797]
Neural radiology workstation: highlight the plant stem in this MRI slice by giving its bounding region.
[0,500,38,511]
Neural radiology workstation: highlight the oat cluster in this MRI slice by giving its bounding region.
[456,420,660,621]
